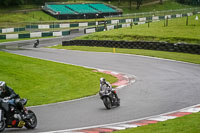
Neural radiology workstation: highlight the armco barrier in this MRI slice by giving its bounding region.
[62,40,200,54]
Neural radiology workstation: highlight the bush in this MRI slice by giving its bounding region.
[176,0,200,5]
[0,0,24,6]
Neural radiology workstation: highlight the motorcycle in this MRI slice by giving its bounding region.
[99,85,120,109]
[0,97,37,132]
[33,40,39,48]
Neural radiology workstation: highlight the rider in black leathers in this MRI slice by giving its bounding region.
[100,78,120,101]
[0,81,26,115]
[33,39,39,48]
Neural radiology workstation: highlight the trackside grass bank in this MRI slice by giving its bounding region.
[50,45,200,64]
[76,14,200,44]
[115,112,200,133]
[0,51,117,106]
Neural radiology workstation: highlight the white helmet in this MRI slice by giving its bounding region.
[0,81,6,91]
[100,78,106,84]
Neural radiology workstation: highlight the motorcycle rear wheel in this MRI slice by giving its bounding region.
[25,110,37,129]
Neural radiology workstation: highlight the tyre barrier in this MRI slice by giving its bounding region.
[62,40,200,54]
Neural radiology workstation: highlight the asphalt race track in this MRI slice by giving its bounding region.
[2,33,200,132]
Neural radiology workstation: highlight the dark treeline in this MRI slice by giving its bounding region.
[176,0,200,5]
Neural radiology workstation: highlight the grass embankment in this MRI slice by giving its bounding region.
[0,51,117,106]
[76,14,200,44]
[115,112,200,133]
[115,0,195,14]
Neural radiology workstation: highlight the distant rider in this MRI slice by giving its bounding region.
[100,78,120,101]
[33,39,39,48]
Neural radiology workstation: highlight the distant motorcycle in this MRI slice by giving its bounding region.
[99,84,120,109]
[0,97,37,132]
[33,39,39,48]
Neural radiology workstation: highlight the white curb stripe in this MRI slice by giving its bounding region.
[103,126,126,130]
[115,124,139,128]
[180,108,200,113]
[111,72,119,75]
[148,116,177,121]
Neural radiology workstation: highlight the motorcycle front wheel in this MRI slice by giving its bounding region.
[25,110,37,129]
[0,119,5,132]
[103,97,112,109]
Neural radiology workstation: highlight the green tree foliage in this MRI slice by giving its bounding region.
[135,0,143,9]
[176,0,200,5]
[0,0,24,6]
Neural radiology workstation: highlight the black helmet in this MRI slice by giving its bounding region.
[100,78,106,84]
[0,81,6,92]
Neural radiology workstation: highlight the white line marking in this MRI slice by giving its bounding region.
[115,124,139,128]
[148,116,177,121]
[180,108,200,113]
[102,126,126,130]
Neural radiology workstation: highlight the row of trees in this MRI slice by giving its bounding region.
[0,0,49,6]
[0,0,24,6]
[176,0,200,5]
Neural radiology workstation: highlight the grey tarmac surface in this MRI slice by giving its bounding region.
[2,33,200,132]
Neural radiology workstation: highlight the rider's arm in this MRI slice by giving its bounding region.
[6,86,18,99]
[106,82,112,90]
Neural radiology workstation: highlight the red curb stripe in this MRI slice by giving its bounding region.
[129,120,159,126]
[166,112,192,117]
[86,128,115,132]
[95,69,130,87]
[77,130,100,133]
[129,122,148,126]
[139,120,159,124]
[112,80,128,86]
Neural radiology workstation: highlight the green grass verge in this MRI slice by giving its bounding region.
[50,45,200,64]
[76,14,200,44]
[115,112,200,133]
[0,51,117,106]
[114,0,195,14]
[0,11,56,23]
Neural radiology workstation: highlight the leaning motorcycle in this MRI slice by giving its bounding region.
[0,97,37,132]
[99,85,120,109]
[33,42,39,48]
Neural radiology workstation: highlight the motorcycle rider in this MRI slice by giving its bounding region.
[33,39,39,48]
[0,81,28,118]
[100,78,120,101]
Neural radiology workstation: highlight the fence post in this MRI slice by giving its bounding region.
[113,47,116,53]
[186,16,189,26]
[166,16,168,27]
[131,20,133,29]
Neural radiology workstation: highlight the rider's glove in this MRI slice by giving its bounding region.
[5,97,11,100]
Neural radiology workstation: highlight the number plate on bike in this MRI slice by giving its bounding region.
[18,121,25,127]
